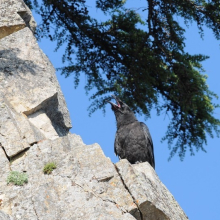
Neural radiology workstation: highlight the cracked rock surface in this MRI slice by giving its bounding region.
[0,1,188,219]
[0,134,188,220]
[0,0,72,159]
[116,160,188,220]
[1,134,138,220]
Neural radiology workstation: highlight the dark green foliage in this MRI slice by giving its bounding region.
[29,0,220,160]
[43,162,57,174]
[24,0,39,9]
[7,171,28,186]
[24,0,33,9]
[96,0,125,11]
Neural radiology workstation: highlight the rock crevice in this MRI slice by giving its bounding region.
[114,164,143,220]
[1,145,10,162]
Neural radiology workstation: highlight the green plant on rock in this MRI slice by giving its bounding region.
[43,162,57,174]
[7,171,28,186]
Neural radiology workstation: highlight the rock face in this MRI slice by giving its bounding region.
[0,1,188,220]
[0,0,71,159]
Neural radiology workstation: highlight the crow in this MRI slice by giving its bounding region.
[107,95,155,169]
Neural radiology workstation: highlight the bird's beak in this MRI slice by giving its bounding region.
[107,95,121,109]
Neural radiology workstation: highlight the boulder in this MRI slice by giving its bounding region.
[116,160,188,220]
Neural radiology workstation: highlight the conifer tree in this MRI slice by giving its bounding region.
[26,0,220,159]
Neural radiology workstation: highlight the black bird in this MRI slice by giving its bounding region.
[107,95,155,169]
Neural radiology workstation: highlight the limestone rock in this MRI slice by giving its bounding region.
[0,1,188,219]
[0,95,45,157]
[116,160,188,220]
[0,0,36,39]
[0,133,188,220]
[0,0,72,158]
[0,211,14,220]
[1,134,137,220]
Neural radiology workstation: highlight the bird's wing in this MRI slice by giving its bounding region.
[140,122,155,168]
[114,132,119,156]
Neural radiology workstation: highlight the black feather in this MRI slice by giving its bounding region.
[107,95,155,169]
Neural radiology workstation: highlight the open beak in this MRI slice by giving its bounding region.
[107,95,121,109]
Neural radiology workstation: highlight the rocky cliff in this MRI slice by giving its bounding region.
[0,1,188,219]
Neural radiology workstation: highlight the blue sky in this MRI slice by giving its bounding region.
[33,1,220,219]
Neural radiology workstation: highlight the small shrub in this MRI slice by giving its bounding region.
[43,162,57,174]
[7,171,28,186]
